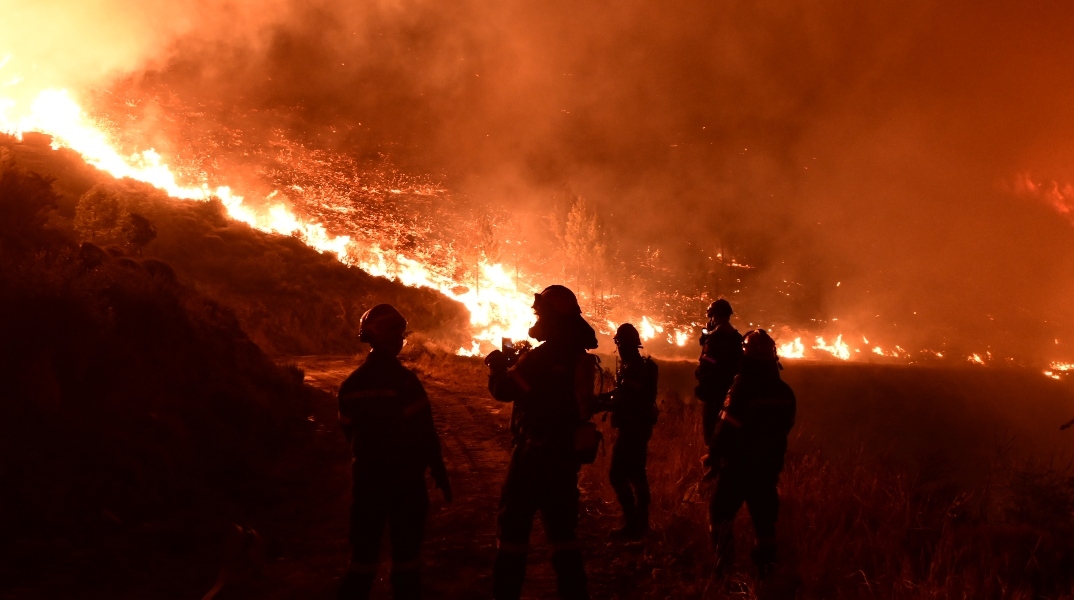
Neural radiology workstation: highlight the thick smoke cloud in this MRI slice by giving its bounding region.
[8,0,1074,360]
[0,1,288,108]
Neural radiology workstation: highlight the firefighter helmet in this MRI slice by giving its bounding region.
[359,304,407,344]
[532,285,581,317]
[707,299,733,319]
[743,329,778,361]
[613,323,643,348]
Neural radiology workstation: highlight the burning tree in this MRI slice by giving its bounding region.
[558,195,608,312]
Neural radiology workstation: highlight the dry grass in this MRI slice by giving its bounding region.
[582,396,1074,599]
[417,353,1074,599]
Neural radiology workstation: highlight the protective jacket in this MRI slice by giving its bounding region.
[695,323,744,403]
[709,358,796,470]
[489,339,597,450]
[338,351,447,483]
[606,355,659,430]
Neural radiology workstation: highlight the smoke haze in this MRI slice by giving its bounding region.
[6,0,1074,360]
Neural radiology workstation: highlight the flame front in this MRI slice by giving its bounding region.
[2,62,1071,373]
[813,335,851,361]
[778,337,805,359]
[1,85,538,352]
[0,84,688,355]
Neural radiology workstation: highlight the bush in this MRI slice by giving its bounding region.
[67,178,470,355]
[0,160,313,591]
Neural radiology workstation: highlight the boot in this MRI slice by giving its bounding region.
[635,503,650,537]
[390,568,421,600]
[492,550,527,600]
[338,571,375,600]
[609,506,638,540]
[711,522,735,580]
[551,549,589,600]
[750,540,777,581]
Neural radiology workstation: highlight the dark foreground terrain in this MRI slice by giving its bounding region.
[5,347,1074,599]
[293,355,1074,600]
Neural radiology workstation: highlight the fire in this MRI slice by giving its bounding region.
[813,335,850,360]
[671,328,690,347]
[638,316,664,341]
[1,86,538,353]
[0,84,708,357]
[778,337,805,359]
[1043,361,1074,380]
[871,345,907,358]
[0,62,1063,372]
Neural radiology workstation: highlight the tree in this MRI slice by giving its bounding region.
[469,214,501,297]
[123,213,157,255]
[74,186,126,247]
[74,185,157,254]
[0,158,60,253]
[477,214,500,264]
[560,195,607,308]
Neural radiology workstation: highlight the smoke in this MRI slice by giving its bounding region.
[0,2,257,105]
[7,0,1074,360]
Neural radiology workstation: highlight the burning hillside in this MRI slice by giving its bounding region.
[4,0,1074,371]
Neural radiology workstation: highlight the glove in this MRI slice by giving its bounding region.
[484,350,508,373]
[437,476,453,504]
[432,468,453,503]
[700,453,718,482]
[593,391,614,412]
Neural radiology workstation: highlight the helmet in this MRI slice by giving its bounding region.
[743,329,778,361]
[707,299,733,319]
[613,323,642,348]
[532,285,581,317]
[359,304,407,345]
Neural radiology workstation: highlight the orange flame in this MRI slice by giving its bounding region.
[1,87,538,353]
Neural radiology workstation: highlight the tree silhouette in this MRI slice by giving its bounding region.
[123,213,157,255]
[560,195,607,309]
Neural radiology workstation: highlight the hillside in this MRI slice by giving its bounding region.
[1,133,471,355]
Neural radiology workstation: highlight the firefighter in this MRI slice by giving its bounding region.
[594,323,659,541]
[337,304,452,600]
[696,299,743,444]
[485,285,599,600]
[707,329,796,579]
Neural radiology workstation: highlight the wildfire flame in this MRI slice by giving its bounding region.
[638,316,664,341]
[1,86,538,352]
[778,337,805,359]
[0,83,711,356]
[813,335,851,360]
[2,59,1069,373]
[671,328,690,347]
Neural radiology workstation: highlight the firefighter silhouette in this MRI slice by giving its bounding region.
[696,299,743,444]
[337,304,452,600]
[707,329,796,580]
[485,285,599,600]
[594,323,659,540]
